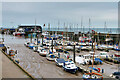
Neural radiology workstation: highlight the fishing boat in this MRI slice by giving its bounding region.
[63,61,78,73]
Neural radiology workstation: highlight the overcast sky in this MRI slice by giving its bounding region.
[2,2,118,28]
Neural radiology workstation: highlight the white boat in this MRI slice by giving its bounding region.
[37,46,44,52]
[24,41,30,47]
[78,42,87,46]
[55,58,65,67]
[46,53,57,61]
[13,28,25,36]
[99,52,109,59]
[64,46,73,51]
[38,49,48,56]
[63,61,78,73]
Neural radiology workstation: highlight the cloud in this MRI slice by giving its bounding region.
[2,2,118,28]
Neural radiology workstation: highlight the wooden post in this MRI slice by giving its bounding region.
[73,45,76,63]
[30,33,32,43]
[42,35,43,46]
[52,38,53,53]
[36,33,38,45]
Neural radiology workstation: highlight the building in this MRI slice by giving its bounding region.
[18,24,42,33]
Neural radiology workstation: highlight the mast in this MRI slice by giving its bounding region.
[104,21,107,33]
[89,18,91,33]
[58,20,60,35]
[34,18,36,33]
[81,17,83,34]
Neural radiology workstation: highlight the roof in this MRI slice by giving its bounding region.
[19,24,41,26]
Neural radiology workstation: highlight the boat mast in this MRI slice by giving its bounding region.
[58,20,60,35]
[89,18,91,33]
[81,17,83,36]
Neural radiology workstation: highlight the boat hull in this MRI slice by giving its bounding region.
[63,67,78,73]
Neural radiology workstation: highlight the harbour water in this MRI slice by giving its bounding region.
[42,28,120,34]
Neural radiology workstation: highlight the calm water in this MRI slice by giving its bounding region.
[43,28,120,34]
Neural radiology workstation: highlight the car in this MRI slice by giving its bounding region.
[55,58,65,67]
[110,72,120,79]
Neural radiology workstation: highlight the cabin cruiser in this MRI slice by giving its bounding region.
[63,60,78,73]
[55,58,65,67]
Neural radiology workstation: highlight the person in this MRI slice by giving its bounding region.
[7,46,10,55]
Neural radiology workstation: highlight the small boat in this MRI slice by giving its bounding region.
[37,46,44,52]
[24,41,30,47]
[63,61,78,73]
[46,52,57,61]
[82,72,103,80]
[64,46,73,51]
[55,58,65,67]
[99,52,109,59]
[38,49,48,56]
[33,45,43,52]
[114,53,120,57]
[28,43,35,49]
[114,45,120,51]
[13,28,25,36]
[81,46,91,51]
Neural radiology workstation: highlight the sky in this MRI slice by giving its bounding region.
[1,2,118,28]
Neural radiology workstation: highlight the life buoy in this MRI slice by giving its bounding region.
[98,68,100,73]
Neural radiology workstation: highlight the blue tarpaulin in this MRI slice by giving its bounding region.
[0,44,4,47]
[89,67,98,71]
[95,58,103,63]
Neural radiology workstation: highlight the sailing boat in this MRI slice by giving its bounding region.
[82,31,103,80]
[46,23,58,61]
